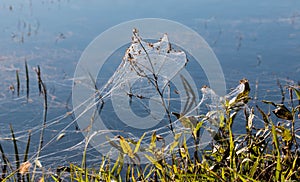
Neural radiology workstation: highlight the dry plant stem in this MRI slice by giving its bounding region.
[31,66,48,181]
[133,31,155,76]
[227,111,236,181]
[277,79,285,104]
[155,79,174,133]
[132,32,174,133]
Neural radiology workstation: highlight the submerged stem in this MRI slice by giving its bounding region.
[16,70,20,97]
[25,60,29,101]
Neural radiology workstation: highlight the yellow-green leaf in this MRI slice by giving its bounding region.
[172,112,196,129]
[271,124,282,181]
[180,136,189,159]
[150,132,156,151]
[144,154,163,171]
[193,120,204,138]
[292,87,300,100]
[111,153,121,174]
[174,133,182,140]
[134,133,146,154]
[180,116,195,129]
[170,141,179,152]
[282,128,292,142]
[219,112,225,128]
[119,136,134,158]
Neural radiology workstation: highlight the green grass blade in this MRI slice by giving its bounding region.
[271,124,282,181]
[22,131,31,182]
[249,155,260,178]
[0,143,10,180]
[23,131,31,163]
[10,124,21,181]
[134,133,146,154]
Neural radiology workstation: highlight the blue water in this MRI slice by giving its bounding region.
[0,0,300,170]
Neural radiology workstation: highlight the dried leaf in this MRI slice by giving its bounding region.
[247,107,254,129]
[262,100,276,106]
[272,104,293,120]
[19,161,31,175]
[35,159,42,168]
[38,177,44,182]
[56,133,65,141]
[106,136,122,152]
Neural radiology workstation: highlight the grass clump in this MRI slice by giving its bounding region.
[61,79,299,182]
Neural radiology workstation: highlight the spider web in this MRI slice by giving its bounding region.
[0,29,295,181]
